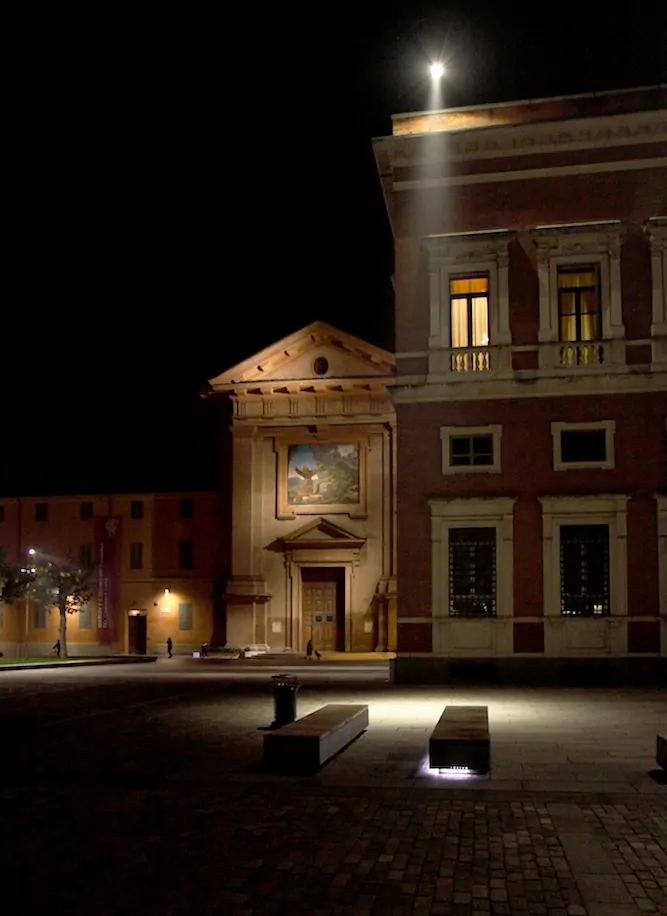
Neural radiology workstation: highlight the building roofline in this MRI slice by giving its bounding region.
[389,84,667,123]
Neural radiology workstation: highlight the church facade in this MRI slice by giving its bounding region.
[209,322,397,653]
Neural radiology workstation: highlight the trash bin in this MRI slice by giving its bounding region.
[271,674,299,728]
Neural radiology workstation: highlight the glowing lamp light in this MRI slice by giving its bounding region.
[28,548,36,556]
[429,61,445,80]
[164,588,170,596]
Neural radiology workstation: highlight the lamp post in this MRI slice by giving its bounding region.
[20,548,36,659]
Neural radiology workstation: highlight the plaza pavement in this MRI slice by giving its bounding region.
[1,659,666,915]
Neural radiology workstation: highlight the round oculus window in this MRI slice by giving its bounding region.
[313,357,329,376]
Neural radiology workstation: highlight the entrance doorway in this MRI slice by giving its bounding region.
[128,611,147,654]
[301,567,345,651]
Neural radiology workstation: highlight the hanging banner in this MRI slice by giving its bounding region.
[95,517,122,644]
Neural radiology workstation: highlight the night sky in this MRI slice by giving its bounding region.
[5,3,666,496]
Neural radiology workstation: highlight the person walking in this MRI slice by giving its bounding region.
[53,639,61,658]
[166,637,173,658]
[305,638,321,661]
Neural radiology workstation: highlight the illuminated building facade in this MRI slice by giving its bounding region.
[374,85,667,681]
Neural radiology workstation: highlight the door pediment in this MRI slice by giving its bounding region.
[280,517,366,551]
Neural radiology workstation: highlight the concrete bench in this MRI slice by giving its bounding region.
[429,705,490,774]
[657,734,667,769]
[264,704,369,772]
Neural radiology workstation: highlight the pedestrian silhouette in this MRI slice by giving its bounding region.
[166,637,173,658]
[53,640,61,658]
[306,638,321,661]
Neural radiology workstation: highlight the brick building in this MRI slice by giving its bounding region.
[373,85,667,682]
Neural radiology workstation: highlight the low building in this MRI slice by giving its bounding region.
[373,85,667,682]
[0,492,219,656]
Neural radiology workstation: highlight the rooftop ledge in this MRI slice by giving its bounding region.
[390,84,667,137]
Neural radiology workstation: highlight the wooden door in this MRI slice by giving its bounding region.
[128,614,147,654]
[302,580,338,651]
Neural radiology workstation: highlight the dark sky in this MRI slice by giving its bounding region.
[5,3,666,495]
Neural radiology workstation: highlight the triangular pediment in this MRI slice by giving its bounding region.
[280,516,366,550]
[209,321,394,391]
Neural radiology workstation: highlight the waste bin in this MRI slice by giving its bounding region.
[271,674,299,728]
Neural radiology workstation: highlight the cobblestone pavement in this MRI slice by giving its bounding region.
[1,662,666,915]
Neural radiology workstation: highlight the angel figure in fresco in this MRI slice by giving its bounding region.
[294,463,325,500]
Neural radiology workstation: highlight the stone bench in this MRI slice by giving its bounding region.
[657,734,667,769]
[264,704,369,772]
[429,705,490,774]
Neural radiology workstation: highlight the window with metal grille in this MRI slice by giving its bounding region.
[558,266,600,342]
[178,602,193,630]
[560,429,607,463]
[80,543,93,567]
[130,542,143,570]
[448,527,496,617]
[79,602,92,629]
[450,434,494,467]
[560,524,610,616]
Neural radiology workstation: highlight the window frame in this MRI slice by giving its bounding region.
[35,502,48,522]
[448,526,497,618]
[178,602,193,630]
[129,542,143,570]
[449,273,490,350]
[532,222,624,350]
[551,420,615,470]
[557,264,601,343]
[179,541,194,570]
[559,523,611,617]
[78,602,92,629]
[539,495,628,622]
[440,425,502,475]
[80,501,93,521]
[130,499,144,520]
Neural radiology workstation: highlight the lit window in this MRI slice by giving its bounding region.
[558,266,600,342]
[450,276,490,349]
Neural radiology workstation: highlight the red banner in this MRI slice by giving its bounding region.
[95,517,122,644]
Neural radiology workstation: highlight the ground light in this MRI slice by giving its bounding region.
[418,756,479,780]
[429,61,445,80]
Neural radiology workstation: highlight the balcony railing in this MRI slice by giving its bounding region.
[558,342,606,368]
[450,347,490,372]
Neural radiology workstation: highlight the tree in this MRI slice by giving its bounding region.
[29,554,94,659]
[0,547,32,605]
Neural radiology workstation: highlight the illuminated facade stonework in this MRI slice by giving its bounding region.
[374,85,667,682]
[209,322,397,652]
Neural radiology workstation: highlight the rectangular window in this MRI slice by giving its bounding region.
[560,524,610,616]
[80,543,93,567]
[80,501,93,520]
[448,527,496,617]
[0,504,4,523]
[180,497,194,519]
[450,275,490,349]
[178,602,193,630]
[130,500,144,520]
[35,503,48,522]
[130,542,143,570]
[34,605,46,629]
[558,266,600,342]
[560,430,607,464]
[450,434,494,467]
[78,602,92,629]
[179,541,194,570]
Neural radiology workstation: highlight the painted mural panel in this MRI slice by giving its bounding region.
[287,443,360,507]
